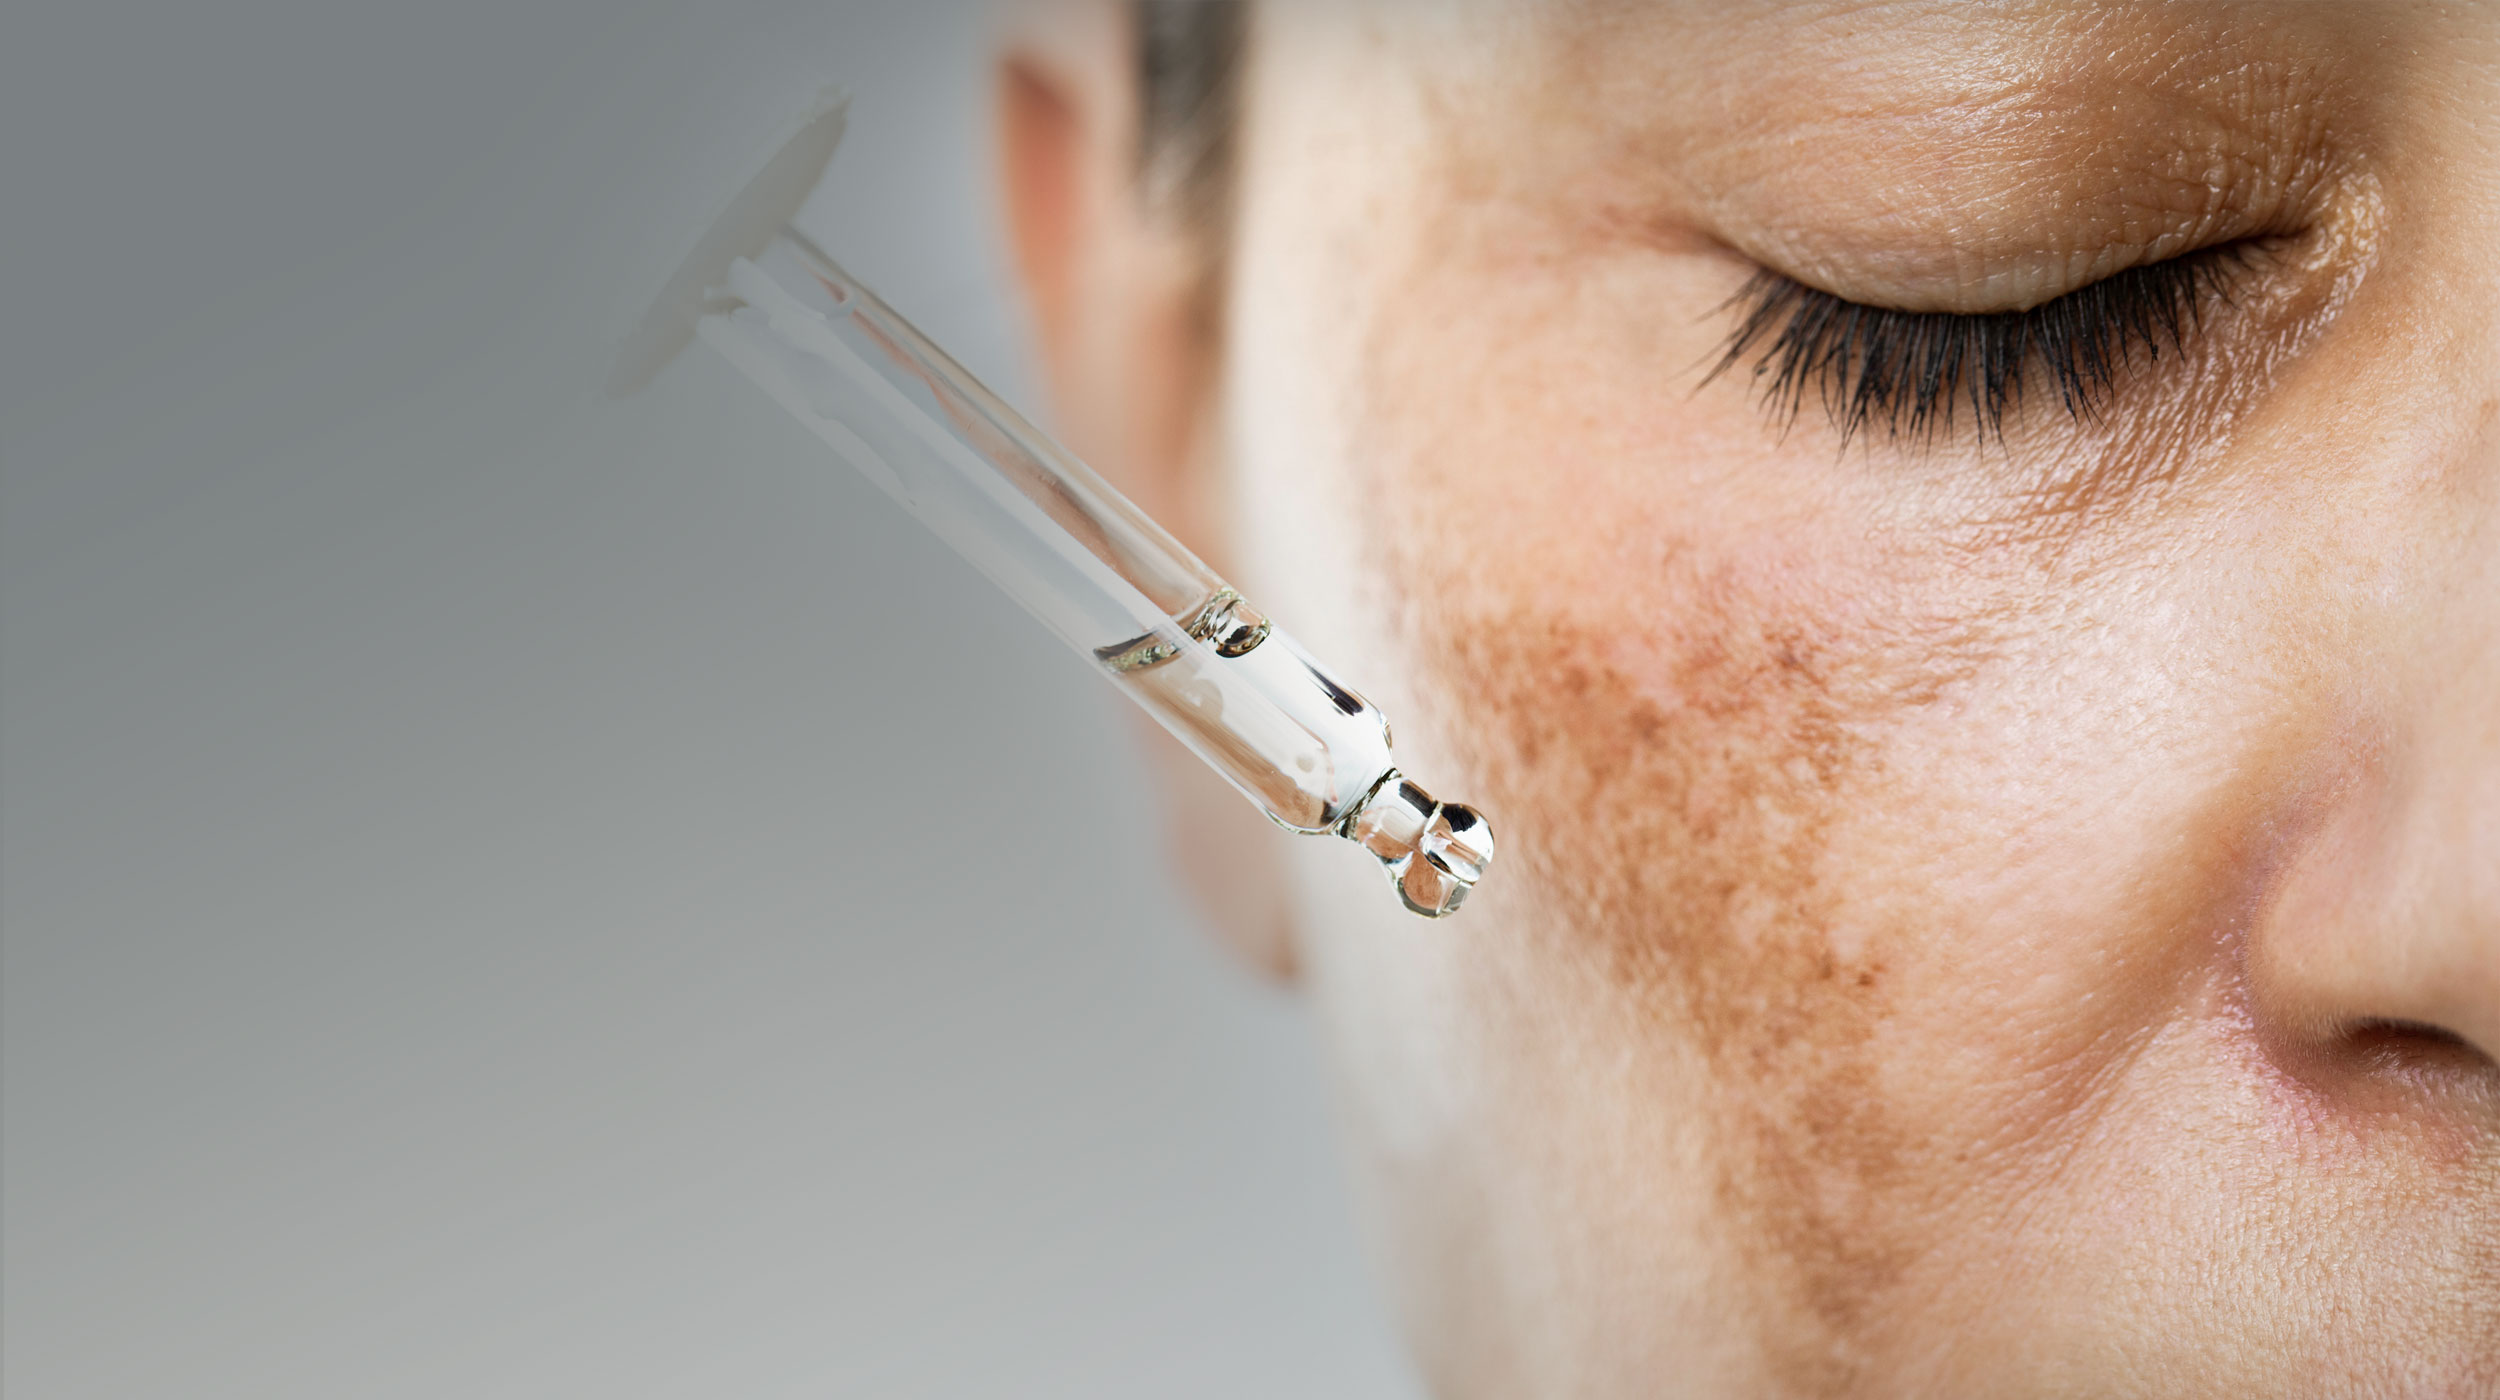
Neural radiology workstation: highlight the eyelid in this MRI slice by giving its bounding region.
[1702,244,2252,448]
[1713,196,2290,316]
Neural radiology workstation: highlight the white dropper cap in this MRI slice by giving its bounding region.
[605,88,851,399]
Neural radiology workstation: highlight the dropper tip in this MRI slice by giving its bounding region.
[1342,775,1495,918]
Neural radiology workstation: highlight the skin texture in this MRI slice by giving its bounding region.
[997,2,2500,1393]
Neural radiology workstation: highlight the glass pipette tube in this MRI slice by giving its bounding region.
[618,94,1492,916]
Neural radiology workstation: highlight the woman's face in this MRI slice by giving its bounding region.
[1014,1,2499,1392]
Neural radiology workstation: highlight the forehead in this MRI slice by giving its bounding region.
[1350,0,2375,112]
[1256,0,2377,296]
[1542,4,2361,194]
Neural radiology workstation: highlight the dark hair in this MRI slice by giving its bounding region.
[1134,0,1245,235]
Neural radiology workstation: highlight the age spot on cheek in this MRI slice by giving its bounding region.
[1410,573,1998,1384]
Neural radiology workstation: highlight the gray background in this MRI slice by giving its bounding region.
[1,1,1416,1394]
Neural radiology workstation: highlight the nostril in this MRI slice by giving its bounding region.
[2241,730,2500,1096]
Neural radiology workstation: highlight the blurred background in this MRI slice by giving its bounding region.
[1,1,1417,1394]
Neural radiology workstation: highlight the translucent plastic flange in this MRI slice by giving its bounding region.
[612,91,1494,916]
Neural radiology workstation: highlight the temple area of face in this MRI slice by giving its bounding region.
[1495,0,2370,311]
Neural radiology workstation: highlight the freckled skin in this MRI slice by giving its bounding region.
[1189,3,2500,1395]
[1006,0,2500,1392]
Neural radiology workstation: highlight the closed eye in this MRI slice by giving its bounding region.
[1704,244,2253,448]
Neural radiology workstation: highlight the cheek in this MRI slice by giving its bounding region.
[1341,218,2012,1063]
[1343,267,2017,1354]
[1407,542,2011,1355]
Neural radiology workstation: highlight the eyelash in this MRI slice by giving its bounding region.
[1704,245,2249,446]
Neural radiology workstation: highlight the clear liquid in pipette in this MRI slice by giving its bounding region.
[1104,619,1389,834]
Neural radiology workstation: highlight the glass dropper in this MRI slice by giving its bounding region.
[610,91,1492,916]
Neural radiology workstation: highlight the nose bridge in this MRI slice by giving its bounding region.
[2366,360,2500,1056]
[2407,385,2500,942]
[2252,288,2500,1067]
[2427,399,2500,751]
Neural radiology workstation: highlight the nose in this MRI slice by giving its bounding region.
[2250,406,2500,1070]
